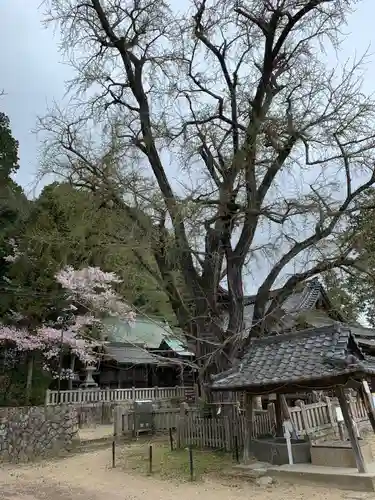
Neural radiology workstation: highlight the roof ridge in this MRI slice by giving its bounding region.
[248,324,340,346]
[297,280,322,310]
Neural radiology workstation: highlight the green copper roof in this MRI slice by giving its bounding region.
[163,338,194,357]
[102,316,176,349]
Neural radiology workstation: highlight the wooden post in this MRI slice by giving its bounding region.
[189,445,194,481]
[224,417,231,452]
[242,392,254,463]
[178,402,188,448]
[112,440,116,468]
[348,393,361,439]
[295,400,310,437]
[234,434,239,463]
[349,395,357,420]
[280,394,298,439]
[45,389,50,407]
[169,428,174,451]
[336,387,366,473]
[267,402,276,430]
[324,396,343,439]
[274,395,283,437]
[324,396,335,425]
[358,381,375,435]
[149,445,153,474]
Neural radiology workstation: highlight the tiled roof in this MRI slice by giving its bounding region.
[211,324,375,392]
[220,278,343,332]
[103,343,164,365]
[102,315,184,349]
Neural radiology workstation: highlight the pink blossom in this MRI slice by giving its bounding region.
[55,266,135,323]
[0,266,135,376]
[36,314,101,365]
[0,325,44,351]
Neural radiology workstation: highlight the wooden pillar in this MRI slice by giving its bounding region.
[275,395,284,437]
[358,381,375,435]
[242,393,254,463]
[336,387,366,473]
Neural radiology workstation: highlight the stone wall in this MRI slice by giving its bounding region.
[0,405,78,463]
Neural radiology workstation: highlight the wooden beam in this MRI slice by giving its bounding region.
[358,381,375,435]
[336,387,366,473]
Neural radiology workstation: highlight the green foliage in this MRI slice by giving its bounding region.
[0,112,19,180]
[322,271,360,323]
[0,353,51,406]
[0,112,30,322]
[0,118,71,404]
[4,182,175,324]
[322,190,375,326]
[0,111,27,237]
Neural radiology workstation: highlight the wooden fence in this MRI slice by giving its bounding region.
[177,410,274,451]
[45,386,187,405]
[116,406,200,435]
[176,396,370,452]
[289,397,367,436]
[75,402,133,427]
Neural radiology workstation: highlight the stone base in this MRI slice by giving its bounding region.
[311,440,373,468]
[267,462,375,492]
[251,437,311,465]
[227,461,375,492]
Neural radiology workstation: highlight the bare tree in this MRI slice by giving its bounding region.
[38,0,375,379]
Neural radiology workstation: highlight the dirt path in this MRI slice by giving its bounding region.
[0,448,365,500]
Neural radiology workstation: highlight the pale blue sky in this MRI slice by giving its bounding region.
[0,0,374,196]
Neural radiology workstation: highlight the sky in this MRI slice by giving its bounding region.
[0,0,375,197]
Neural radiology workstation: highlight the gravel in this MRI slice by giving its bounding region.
[0,447,369,500]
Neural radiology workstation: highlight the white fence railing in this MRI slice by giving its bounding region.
[45,386,187,405]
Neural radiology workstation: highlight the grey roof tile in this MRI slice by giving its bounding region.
[104,343,162,365]
[211,324,375,392]
[226,278,335,331]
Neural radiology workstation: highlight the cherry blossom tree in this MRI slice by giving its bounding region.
[0,263,135,394]
[55,266,136,324]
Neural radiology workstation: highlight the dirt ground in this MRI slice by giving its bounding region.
[0,447,368,500]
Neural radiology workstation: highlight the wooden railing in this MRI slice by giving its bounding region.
[177,410,275,451]
[45,386,187,405]
[289,397,368,437]
[176,396,370,452]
